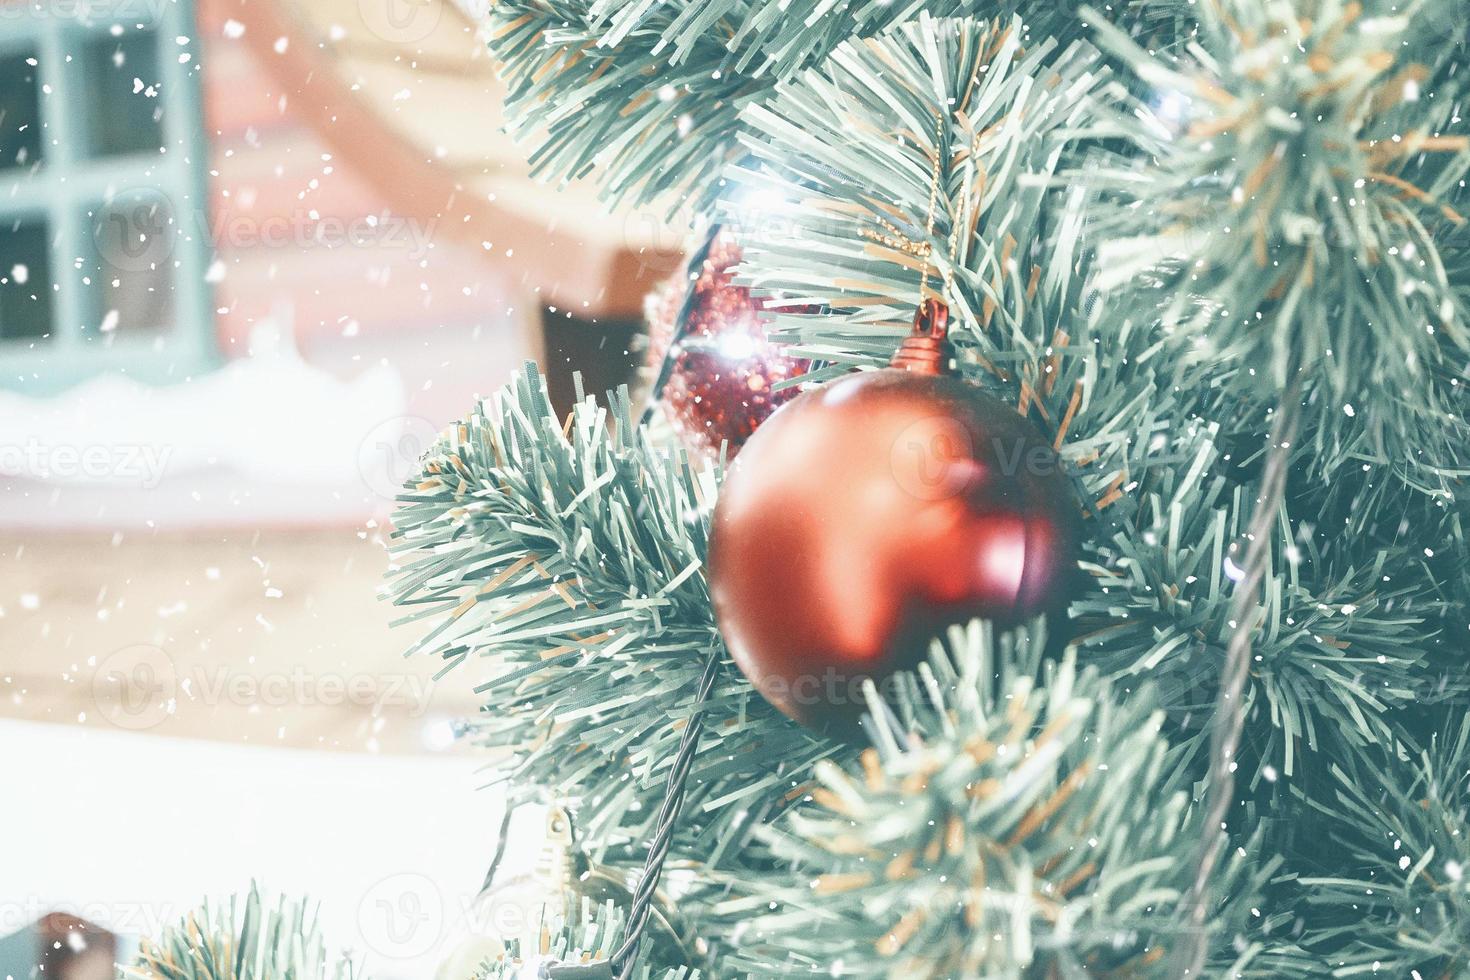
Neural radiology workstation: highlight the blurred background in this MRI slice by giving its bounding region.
[0,0,683,976]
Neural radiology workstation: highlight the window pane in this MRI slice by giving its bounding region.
[83,30,165,159]
[0,219,54,342]
[0,52,42,171]
[83,190,177,337]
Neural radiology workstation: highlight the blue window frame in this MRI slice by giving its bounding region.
[0,1,215,394]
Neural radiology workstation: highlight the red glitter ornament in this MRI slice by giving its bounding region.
[645,228,807,457]
[708,300,1079,733]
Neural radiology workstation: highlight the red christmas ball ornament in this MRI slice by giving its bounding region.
[646,228,807,457]
[708,300,1079,732]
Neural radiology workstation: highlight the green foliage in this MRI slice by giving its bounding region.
[483,0,1076,211]
[719,12,1165,520]
[709,624,1309,977]
[118,885,355,980]
[727,13,1102,347]
[1403,0,1470,107]
[1084,0,1470,496]
[385,367,838,869]
[1297,722,1470,975]
[710,0,1467,801]
[400,0,1470,975]
[1078,430,1451,778]
[715,9,1457,793]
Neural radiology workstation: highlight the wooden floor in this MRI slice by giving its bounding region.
[0,527,489,754]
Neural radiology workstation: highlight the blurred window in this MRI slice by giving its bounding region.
[0,3,214,393]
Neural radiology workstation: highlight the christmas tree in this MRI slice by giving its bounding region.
[384,0,1470,976]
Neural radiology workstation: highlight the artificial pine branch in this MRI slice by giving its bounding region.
[384,367,841,883]
[396,0,1470,975]
[1075,0,1470,968]
[706,623,1310,977]
[723,13,1120,361]
[482,0,1093,212]
[1077,437,1453,781]
[120,885,356,980]
[1083,0,1470,498]
[721,9,1454,791]
[1296,720,1470,975]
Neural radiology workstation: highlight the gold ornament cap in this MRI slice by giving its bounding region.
[890,299,953,375]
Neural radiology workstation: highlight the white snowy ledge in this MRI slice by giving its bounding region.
[0,332,426,530]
